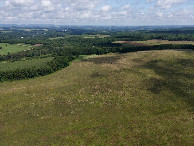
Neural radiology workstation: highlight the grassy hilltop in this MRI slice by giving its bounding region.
[0,50,194,145]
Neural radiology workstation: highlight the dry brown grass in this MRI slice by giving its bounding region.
[114,39,194,46]
[33,44,43,46]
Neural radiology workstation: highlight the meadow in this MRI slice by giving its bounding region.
[0,57,54,71]
[0,50,193,145]
[0,43,32,55]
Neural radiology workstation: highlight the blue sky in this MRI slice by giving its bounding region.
[0,0,194,25]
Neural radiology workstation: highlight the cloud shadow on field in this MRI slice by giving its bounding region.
[82,56,121,64]
[141,58,194,109]
[90,72,106,78]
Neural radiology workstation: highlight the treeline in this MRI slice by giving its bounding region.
[120,44,194,53]
[0,46,49,61]
[0,55,75,82]
[113,32,194,41]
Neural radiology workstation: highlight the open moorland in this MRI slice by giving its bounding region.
[0,50,193,145]
[114,39,194,46]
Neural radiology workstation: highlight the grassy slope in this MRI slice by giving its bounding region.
[0,43,31,55]
[134,40,194,45]
[113,40,194,46]
[0,57,54,71]
[0,50,194,145]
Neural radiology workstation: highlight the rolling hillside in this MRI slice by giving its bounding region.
[0,50,194,145]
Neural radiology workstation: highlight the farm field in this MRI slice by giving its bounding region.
[114,39,194,46]
[49,37,66,40]
[18,29,48,31]
[49,35,110,40]
[49,35,81,40]
[0,57,54,71]
[83,35,110,38]
[0,43,32,55]
[0,50,193,145]
[0,31,12,33]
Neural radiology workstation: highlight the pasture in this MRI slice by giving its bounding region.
[0,50,193,145]
[114,39,194,46]
[0,43,32,55]
[0,57,54,71]
[83,35,110,39]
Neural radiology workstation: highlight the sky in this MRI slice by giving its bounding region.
[0,0,194,26]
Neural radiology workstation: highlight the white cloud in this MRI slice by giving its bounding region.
[5,0,34,7]
[101,5,111,12]
[156,11,163,17]
[0,0,193,25]
[157,0,187,9]
[147,0,154,3]
[42,0,52,7]
[121,4,131,10]
[66,0,101,11]
[41,0,54,11]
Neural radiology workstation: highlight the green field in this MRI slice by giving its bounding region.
[0,57,54,71]
[83,35,110,39]
[0,50,194,145]
[49,37,65,40]
[0,43,32,55]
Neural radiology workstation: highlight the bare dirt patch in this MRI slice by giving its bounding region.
[114,41,129,44]
[33,44,43,47]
